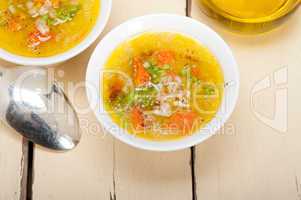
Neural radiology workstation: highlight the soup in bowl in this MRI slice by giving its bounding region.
[103,32,224,141]
[86,14,239,151]
[0,0,111,65]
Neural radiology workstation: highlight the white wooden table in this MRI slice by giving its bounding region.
[0,0,300,199]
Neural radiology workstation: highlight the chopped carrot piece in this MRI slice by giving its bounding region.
[154,50,175,65]
[131,106,145,130]
[28,31,40,42]
[132,57,151,86]
[28,30,53,48]
[168,111,198,133]
[8,18,22,32]
[191,66,202,79]
[51,0,60,8]
[28,31,41,47]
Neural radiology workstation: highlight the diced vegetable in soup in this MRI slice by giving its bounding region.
[103,32,224,141]
[0,0,99,57]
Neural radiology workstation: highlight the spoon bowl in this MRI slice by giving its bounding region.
[0,67,80,151]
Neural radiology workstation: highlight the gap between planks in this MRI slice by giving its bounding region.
[190,147,197,200]
[20,139,34,200]
[186,0,192,17]
[186,0,198,200]
[110,140,117,200]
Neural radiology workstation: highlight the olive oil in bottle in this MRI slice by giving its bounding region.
[200,0,300,33]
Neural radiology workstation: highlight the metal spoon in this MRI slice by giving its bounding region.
[0,66,81,151]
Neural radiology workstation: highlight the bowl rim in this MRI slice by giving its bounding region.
[86,13,240,151]
[0,0,112,66]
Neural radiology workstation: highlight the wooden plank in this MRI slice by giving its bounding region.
[31,57,114,199]
[113,140,192,200]
[32,1,192,200]
[0,62,26,200]
[111,1,192,200]
[191,1,301,199]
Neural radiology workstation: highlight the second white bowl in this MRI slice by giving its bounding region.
[0,0,112,66]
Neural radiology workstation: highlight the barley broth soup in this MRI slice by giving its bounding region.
[0,0,99,57]
[103,32,224,141]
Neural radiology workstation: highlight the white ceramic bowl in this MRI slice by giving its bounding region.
[0,0,112,66]
[86,14,239,151]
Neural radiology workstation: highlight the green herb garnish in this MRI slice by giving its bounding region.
[202,84,216,95]
[146,65,169,84]
[56,4,80,22]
